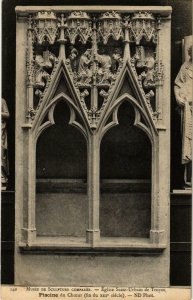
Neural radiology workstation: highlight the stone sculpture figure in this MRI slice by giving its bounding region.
[136,54,156,90]
[174,45,193,187]
[143,56,156,89]
[67,47,78,72]
[96,53,112,83]
[78,49,92,84]
[112,48,122,72]
[1,98,10,190]
[34,50,56,96]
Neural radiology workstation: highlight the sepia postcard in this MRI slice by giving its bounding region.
[1,1,192,299]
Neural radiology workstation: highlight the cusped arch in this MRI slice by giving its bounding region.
[100,93,158,146]
[35,99,88,180]
[34,92,88,142]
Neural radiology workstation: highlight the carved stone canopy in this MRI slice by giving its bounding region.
[25,9,165,133]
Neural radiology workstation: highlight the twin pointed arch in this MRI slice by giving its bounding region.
[31,57,157,144]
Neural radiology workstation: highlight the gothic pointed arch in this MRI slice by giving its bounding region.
[98,60,158,139]
[36,100,88,237]
[100,100,152,238]
[31,59,90,136]
[36,92,87,141]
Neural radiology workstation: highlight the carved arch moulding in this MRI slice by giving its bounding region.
[15,6,171,252]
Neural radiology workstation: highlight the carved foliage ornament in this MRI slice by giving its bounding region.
[130,44,164,119]
[26,15,35,85]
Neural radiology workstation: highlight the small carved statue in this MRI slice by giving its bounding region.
[137,56,156,90]
[143,56,156,89]
[174,45,193,188]
[96,53,112,83]
[67,46,78,72]
[78,49,92,84]
[135,46,146,68]
[112,48,122,72]
[34,50,56,97]
[1,98,10,190]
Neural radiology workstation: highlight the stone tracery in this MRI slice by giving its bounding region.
[25,10,164,129]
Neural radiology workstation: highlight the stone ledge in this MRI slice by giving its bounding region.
[172,189,192,195]
[171,190,192,205]
[36,178,151,193]
[15,6,172,16]
[19,236,166,255]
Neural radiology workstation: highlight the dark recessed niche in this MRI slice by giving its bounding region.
[100,101,151,238]
[36,100,87,179]
[36,100,87,238]
[100,101,151,180]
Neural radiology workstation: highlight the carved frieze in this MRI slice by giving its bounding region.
[25,10,164,127]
